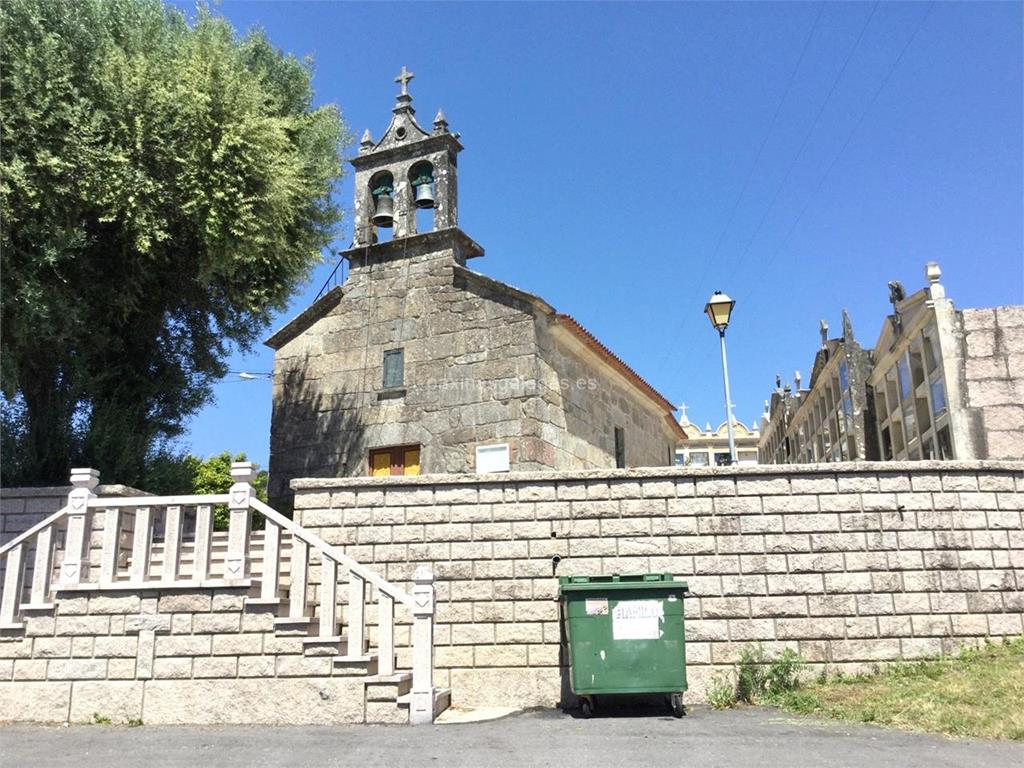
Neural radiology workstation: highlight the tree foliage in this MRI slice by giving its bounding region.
[0,0,348,485]
[142,450,268,529]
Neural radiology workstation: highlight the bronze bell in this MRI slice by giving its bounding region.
[372,193,394,228]
[414,182,435,209]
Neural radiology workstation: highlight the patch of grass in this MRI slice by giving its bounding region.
[126,717,144,727]
[91,713,111,725]
[706,672,735,710]
[706,645,803,709]
[770,637,1024,741]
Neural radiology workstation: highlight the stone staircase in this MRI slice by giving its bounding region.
[0,464,447,725]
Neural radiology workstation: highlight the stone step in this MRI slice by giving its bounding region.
[365,672,413,701]
[396,687,452,719]
[333,653,378,676]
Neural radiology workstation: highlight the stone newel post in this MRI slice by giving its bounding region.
[410,565,436,725]
[225,462,255,582]
[59,468,99,588]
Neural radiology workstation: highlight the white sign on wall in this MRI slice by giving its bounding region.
[475,443,510,473]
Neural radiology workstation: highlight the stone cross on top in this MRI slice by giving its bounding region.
[395,66,415,97]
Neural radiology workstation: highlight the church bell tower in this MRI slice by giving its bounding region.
[347,67,482,264]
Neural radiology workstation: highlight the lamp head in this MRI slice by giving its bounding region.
[704,290,735,332]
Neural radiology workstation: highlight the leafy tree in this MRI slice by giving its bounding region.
[0,0,348,486]
[142,450,268,528]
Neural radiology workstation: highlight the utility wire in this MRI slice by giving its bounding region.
[724,1,879,285]
[683,4,826,317]
[654,2,825,380]
[739,1,936,306]
[663,1,880,391]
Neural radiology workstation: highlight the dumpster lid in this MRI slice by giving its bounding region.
[559,573,689,593]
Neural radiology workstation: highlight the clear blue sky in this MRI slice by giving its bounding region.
[169,1,1023,469]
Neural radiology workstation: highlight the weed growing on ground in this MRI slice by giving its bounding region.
[769,636,1024,740]
[707,645,804,708]
[91,713,111,725]
[706,672,735,710]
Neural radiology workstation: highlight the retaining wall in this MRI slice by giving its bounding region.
[0,586,405,725]
[292,461,1024,707]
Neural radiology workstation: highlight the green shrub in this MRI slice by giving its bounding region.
[714,644,805,707]
[706,672,735,710]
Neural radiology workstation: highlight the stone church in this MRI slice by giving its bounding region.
[265,69,684,506]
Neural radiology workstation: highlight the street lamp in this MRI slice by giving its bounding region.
[705,291,737,464]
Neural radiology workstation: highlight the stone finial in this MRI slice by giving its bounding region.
[926,261,945,300]
[819,319,829,348]
[678,402,690,424]
[360,129,374,153]
[794,370,802,390]
[841,308,855,341]
[69,467,100,491]
[413,564,434,585]
[433,108,449,134]
[230,461,256,485]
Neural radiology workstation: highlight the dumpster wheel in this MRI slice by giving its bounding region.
[669,693,686,718]
[580,695,595,718]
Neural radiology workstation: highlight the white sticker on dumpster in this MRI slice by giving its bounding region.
[585,599,609,616]
[612,600,663,640]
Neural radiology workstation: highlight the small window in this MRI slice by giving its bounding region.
[937,425,954,459]
[383,348,404,389]
[614,427,626,468]
[923,327,940,373]
[369,445,420,476]
[930,378,947,416]
[897,356,912,402]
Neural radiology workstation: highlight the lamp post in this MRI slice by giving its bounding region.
[705,291,737,464]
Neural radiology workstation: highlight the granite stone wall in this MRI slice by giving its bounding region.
[292,461,1024,708]
[0,586,405,725]
[1,486,69,547]
[535,319,679,471]
[960,306,1024,460]
[266,236,677,508]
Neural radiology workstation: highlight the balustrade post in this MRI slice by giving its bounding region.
[0,543,24,627]
[162,506,182,582]
[377,591,395,676]
[192,505,213,582]
[99,508,121,586]
[225,462,255,583]
[59,468,99,588]
[348,572,366,655]
[410,565,436,725]
[29,526,54,605]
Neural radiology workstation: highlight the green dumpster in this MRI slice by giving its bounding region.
[559,573,688,717]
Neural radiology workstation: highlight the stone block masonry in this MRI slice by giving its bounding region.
[961,306,1024,459]
[0,586,382,725]
[293,461,1023,708]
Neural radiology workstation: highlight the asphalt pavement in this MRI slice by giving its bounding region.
[2,706,1021,768]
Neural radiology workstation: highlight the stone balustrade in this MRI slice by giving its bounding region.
[0,464,442,725]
